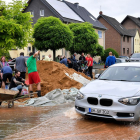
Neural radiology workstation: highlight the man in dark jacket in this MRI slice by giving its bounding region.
[15,52,26,79]
[67,58,78,71]
[79,53,86,62]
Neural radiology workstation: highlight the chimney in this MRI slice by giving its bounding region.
[99,11,103,15]
[74,2,79,8]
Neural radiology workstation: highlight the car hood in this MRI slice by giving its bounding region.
[80,80,140,97]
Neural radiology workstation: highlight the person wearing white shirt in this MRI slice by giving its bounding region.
[43,54,51,61]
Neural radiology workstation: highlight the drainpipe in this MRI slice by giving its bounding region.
[121,35,123,56]
[133,37,134,53]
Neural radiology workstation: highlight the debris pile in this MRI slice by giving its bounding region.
[33,61,90,96]
[25,88,79,106]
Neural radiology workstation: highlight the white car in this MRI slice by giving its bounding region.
[116,58,126,63]
[75,63,140,121]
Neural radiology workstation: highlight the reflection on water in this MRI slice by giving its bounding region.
[64,107,83,119]
[1,103,140,140]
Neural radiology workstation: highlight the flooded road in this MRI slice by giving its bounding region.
[1,102,140,140]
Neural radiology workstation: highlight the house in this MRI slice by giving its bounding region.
[121,16,140,53]
[64,1,107,49]
[9,0,106,59]
[97,12,134,56]
[10,0,83,59]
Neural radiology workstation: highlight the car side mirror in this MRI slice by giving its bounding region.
[95,74,100,79]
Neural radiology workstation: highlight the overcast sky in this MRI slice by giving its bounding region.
[5,0,140,22]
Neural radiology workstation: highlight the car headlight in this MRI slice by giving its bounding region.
[118,96,140,105]
[76,91,84,100]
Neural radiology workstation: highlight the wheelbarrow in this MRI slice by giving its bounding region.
[0,88,36,108]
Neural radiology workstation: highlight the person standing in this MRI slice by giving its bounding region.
[1,66,12,89]
[27,51,41,97]
[0,56,9,88]
[85,54,89,61]
[87,54,93,79]
[15,52,26,79]
[55,55,60,62]
[73,53,77,61]
[0,56,9,70]
[79,53,86,63]
[105,52,116,67]
[43,54,51,61]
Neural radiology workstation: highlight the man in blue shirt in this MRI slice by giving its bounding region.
[105,52,116,67]
[73,53,77,61]
[60,58,68,66]
[1,66,12,89]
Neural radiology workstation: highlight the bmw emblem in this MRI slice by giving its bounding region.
[98,95,102,98]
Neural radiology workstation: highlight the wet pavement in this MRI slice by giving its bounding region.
[1,102,140,140]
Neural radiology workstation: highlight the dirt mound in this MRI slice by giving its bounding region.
[32,61,90,96]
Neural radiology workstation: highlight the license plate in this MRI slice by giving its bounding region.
[89,108,110,115]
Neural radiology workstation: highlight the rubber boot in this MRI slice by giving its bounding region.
[37,90,41,97]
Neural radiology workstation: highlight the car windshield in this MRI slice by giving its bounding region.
[131,54,140,58]
[99,66,140,82]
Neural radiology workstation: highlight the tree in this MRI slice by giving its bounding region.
[101,48,119,62]
[0,0,33,51]
[66,22,99,56]
[91,44,104,57]
[0,50,11,60]
[33,17,73,60]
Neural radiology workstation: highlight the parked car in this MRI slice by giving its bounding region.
[116,58,126,63]
[119,56,129,62]
[130,53,140,62]
[8,58,16,70]
[8,56,29,70]
[75,63,140,121]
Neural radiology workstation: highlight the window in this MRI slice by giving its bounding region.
[135,39,136,45]
[119,25,123,29]
[30,11,34,17]
[98,31,102,38]
[123,48,125,54]
[42,55,45,59]
[116,59,121,63]
[123,36,125,42]
[89,16,96,21]
[127,37,129,42]
[127,48,129,55]
[40,10,44,16]
[131,53,140,58]
[28,47,31,52]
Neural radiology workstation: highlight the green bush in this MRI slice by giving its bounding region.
[101,48,119,62]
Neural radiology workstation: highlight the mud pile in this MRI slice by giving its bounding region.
[33,61,90,96]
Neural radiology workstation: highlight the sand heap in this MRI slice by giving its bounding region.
[33,61,91,96]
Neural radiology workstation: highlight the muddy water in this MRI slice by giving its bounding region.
[1,103,140,140]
